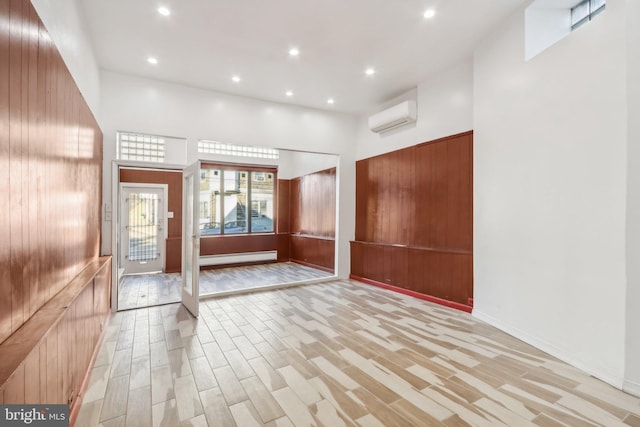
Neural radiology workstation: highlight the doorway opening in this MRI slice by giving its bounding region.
[111,148,340,315]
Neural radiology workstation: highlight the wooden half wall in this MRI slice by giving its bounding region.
[351,131,473,310]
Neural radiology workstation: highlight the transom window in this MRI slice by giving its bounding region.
[117,132,166,162]
[199,166,275,236]
[571,0,606,31]
[198,140,279,159]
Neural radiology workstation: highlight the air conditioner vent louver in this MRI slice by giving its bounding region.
[368,100,417,133]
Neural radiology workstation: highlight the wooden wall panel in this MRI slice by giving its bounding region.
[276,179,291,262]
[0,258,111,412]
[289,167,336,272]
[352,131,473,310]
[291,168,336,238]
[414,133,473,251]
[0,0,12,344]
[0,0,103,344]
[355,147,415,245]
[290,235,334,272]
[200,234,277,256]
[277,233,290,262]
[166,237,182,273]
[119,168,183,272]
[277,179,291,233]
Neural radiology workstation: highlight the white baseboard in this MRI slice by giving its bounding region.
[472,309,624,390]
[200,250,277,267]
[624,379,640,397]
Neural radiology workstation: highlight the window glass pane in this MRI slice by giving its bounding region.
[199,169,221,235]
[198,140,279,159]
[223,170,249,234]
[117,132,166,162]
[591,0,606,12]
[250,172,274,233]
[571,0,590,27]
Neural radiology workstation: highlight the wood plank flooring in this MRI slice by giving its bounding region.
[118,262,332,310]
[83,280,640,426]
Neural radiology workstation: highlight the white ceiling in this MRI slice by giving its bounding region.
[79,0,528,114]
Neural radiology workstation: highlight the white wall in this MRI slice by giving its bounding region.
[99,71,357,278]
[474,1,628,387]
[354,60,474,160]
[284,151,339,179]
[31,0,101,115]
[625,0,640,397]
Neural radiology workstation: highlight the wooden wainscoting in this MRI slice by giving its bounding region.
[0,257,112,421]
[290,234,335,272]
[350,242,472,311]
[200,234,277,256]
[352,131,473,311]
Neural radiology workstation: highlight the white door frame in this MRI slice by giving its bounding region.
[182,161,201,317]
[110,161,185,313]
[119,182,168,275]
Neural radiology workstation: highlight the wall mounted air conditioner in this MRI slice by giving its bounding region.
[368,100,417,133]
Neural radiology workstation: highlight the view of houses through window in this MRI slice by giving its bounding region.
[199,167,275,235]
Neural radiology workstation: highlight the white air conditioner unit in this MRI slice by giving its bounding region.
[368,100,417,133]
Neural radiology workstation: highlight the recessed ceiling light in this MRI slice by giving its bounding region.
[327,98,335,105]
[158,6,171,16]
[423,9,436,19]
[285,90,293,97]
[289,48,300,56]
[147,57,158,65]
[365,68,376,76]
[232,75,241,83]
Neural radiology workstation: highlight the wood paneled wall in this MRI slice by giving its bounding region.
[276,179,291,261]
[0,0,104,345]
[351,131,473,309]
[120,168,183,273]
[0,258,111,415]
[200,234,277,256]
[197,167,336,273]
[290,167,336,271]
[291,168,336,238]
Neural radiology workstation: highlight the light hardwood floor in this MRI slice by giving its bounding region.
[80,280,640,426]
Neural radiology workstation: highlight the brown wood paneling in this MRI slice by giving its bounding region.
[277,179,290,233]
[352,131,473,309]
[165,237,182,273]
[0,0,103,344]
[3,364,24,404]
[413,132,473,251]
[290,178,301,234]
[0,0,11,344]
[291,167,336,238]
[0,1,108,416]
[120,168,183,271]
[9,0,26,343]
[276,233,290,262]
[200,234,277,256]
[0,257,111,410]
[290,235,334,272]
[354,160,367,242]
[288,167,336,271]
[351,242,472,306]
